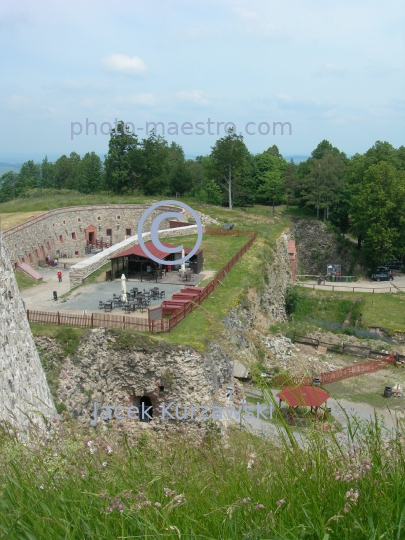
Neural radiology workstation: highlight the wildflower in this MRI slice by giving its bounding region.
[155,502,162,508]
[141,500,152,507]
[101,494,107,499]
[118,504,124,513]
[172,494,186,506]
[105,445,113,454]
[247,454,256,469]
[242,497,251,503]
[276,499,286,506]
[102,462,107,467]
[89,448,95,455]
[106,507,112,513]
[164,487,177,497]
[136,492,146,500]
[39,485,44,490]
[255,504,265,510]
[344,503,350,514]
[87,441,93,447]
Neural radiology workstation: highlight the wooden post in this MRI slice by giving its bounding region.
[57,312,61,325]
[91,312,94,328]
[26,309,30,321]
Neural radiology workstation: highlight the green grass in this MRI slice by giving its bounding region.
[290,286,405,332]
[13,269,44,291]
[160,220,290,350]
[0,191,157,213]
[1,410,405,539]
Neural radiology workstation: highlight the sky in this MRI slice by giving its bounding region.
[0,0,404,163]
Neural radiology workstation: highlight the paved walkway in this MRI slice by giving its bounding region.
[298,273,405,294]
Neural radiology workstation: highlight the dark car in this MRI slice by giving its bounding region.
[371,272,394,282]
[377,266,393,277]
[383,260,405,270]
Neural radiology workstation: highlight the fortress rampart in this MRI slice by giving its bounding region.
[2,204,181,268]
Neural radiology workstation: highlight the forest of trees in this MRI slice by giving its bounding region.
[1,120,404,264]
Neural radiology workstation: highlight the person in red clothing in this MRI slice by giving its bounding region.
[57,270,62,282]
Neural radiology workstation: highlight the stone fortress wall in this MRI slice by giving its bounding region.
[2,204,182,268]
[0,232,57,437]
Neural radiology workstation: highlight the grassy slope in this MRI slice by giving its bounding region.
[1,418,404,539]
[159,219,290,349]
[14,268,44,291]
[292,286,405,332]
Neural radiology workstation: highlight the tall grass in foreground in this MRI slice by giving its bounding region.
[1,414,404,539]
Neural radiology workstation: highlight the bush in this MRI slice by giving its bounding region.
[284,285,302,317]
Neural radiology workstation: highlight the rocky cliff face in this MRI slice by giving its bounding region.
[292,219,356,276]
[34,328,234,439]
[0,232,57,438]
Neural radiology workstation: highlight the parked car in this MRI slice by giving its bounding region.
[371,272,394,282]
[382,260,405,270]
[377,266,393,277]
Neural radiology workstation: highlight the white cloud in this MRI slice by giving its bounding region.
[317,62,347,76]
[233,7,258,20]
[176,90,210,106]
[100,54,147,75]
[9,94,30,108]
[117,93,155,106]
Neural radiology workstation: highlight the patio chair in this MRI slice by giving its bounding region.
[159,290,165,298]
[104,303,112,313]
[123,304,132,314]
[98,301,105,309]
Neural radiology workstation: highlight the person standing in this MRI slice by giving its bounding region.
[57,270,62,282]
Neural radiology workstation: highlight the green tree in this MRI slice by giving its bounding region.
[284,159,298,212]
[210,129,247,209]
[54,155,74,190]
[138,131,170,195]
[16,160,41,194]
[0,172,18,202]
[350,162,405,263]
[80,152,103,193]
[299,150,346,220]
[104,120,139,194]
[40,156,55,189]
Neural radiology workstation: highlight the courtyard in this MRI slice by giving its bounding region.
[21,265,211,318]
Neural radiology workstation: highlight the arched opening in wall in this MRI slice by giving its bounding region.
[85,225,97,246]
[35,249,39,259]
[21,257,26,263]
[28,253,33,265]
[133,395,153,422]
[46,241,51,251]
[41,245,46,259]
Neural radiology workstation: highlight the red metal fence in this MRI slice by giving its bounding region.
[204,228,255,237]
[288,353,395,386]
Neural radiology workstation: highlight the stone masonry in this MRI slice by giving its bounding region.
[0,231,57,438]
[2,204,181,268]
